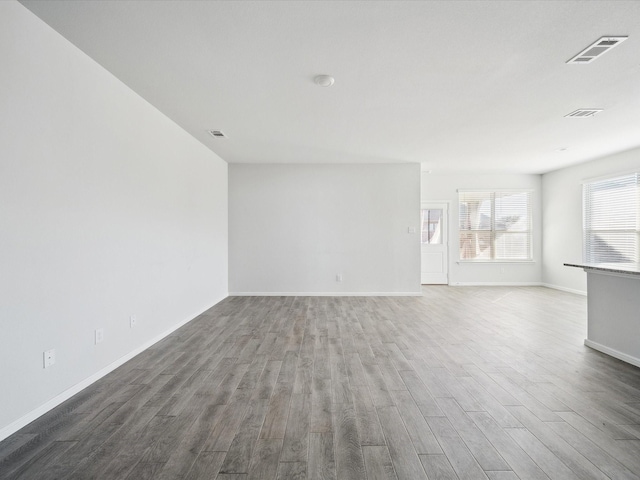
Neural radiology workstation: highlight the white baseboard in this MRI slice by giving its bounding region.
[450,282,543,287]
[541,283,587,296]
[584,339,640,369]
[229,291,423,297]
[0,295,227,443]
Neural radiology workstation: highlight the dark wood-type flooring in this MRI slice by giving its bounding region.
[2,287,640,479]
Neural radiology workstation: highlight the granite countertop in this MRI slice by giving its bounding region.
[564,262,640,276]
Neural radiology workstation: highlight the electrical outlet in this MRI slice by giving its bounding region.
[130,315,137,328]
[95,328,104,344]
[336,274,343,282]
[43,349,55,368]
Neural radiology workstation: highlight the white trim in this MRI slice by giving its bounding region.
[0,295,227,443]
[449,282,542,287]
[584,339,640,369]
[456,188,535,193]
[541,283,587,296]
[457,260,536,264]
[229,292,423,297]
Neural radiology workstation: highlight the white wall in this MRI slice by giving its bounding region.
[0,2,228,438]
[422,172,542,285]
[542,147,640,294]
[229,164,421,294]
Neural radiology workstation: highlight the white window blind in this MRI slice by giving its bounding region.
[583,173,640,263]
[459,190,532,261]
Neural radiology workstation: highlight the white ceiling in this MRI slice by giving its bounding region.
[20,0,640,174]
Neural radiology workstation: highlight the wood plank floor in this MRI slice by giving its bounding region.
[2,286,640,479]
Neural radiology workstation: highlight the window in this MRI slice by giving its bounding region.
[583,173,640,263]
[459,190,532,261]
[421,208,442,244]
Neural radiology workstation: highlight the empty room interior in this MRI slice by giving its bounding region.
[3,1,640,479]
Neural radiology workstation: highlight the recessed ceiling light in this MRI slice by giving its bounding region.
[567,36,628,64]
[564,109,603,118]
[314,75,335,87]
[208,130,227,138]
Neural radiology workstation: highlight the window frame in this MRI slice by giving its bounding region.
[457,189,534,263]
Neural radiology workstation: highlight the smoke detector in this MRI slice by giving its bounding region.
[314,75,335,87]
[208,130,227,139]
[567,36,628,64]
[564,109,603,118]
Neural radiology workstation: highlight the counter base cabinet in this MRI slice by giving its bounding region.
[585,271,640,368]
[564,263,640,368]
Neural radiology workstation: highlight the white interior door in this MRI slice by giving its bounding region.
[421,203,448,284]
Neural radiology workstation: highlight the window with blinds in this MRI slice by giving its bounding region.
[583,173,640,264]
[459,190,533,261]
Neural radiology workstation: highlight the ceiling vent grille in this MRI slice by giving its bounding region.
[567,36,628,64]
[564,109,603,118]
[208,130,227,138]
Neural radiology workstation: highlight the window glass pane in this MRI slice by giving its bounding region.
[495,232,529,260]
[459,192,491,230]
[495,192,530,232]
[585,232,637,263]
[460,231,492,260]
[421,209,442,244]
[588,179,636,230]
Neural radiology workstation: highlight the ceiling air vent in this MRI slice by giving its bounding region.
[208,130,227,138]
[564,109,603,118]
[567,36,628,64]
